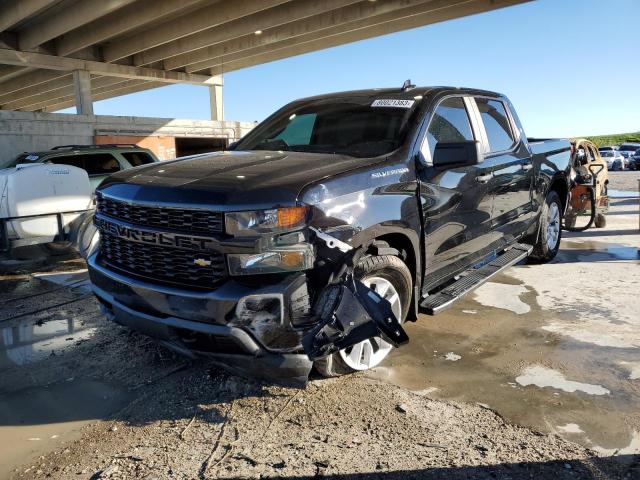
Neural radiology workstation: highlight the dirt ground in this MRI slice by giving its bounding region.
[1,173,639,479]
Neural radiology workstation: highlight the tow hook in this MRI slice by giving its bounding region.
[302,229,409,361]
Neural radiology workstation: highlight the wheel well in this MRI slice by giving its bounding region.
[549,177,568,213]
[368,233,419,321]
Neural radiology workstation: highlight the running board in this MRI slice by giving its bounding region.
[420,243,533,315]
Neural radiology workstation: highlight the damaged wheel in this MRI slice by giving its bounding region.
[314,255,411,377]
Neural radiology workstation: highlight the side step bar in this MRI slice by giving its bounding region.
[420,243,533,315]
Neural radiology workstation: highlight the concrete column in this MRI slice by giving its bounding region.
[72,69,93,115]
[209,75,223,121]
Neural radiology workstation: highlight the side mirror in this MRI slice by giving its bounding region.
[432,141,480,168]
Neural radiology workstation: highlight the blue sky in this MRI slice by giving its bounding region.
[58,0,640,137]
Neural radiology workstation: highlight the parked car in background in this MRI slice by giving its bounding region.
[600,150,627,170]
[618,142,640,157]
[4,144,159,190]
[629,148,640,171]
[618,143,640,167]
[1,145,159,258]
[598,146,617,154]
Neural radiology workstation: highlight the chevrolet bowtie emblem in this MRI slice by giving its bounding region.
[193,258,212,267]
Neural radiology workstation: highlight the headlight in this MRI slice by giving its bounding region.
[225,206,308,236]
[227,244,314,275]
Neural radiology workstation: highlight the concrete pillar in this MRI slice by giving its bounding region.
[209,75,223,121]
[72,69,93,115]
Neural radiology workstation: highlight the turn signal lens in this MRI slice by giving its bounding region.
[277,206,308,229]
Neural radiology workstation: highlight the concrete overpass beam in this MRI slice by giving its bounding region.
[103,0,290,62]
[133,0,359,67]
[73,69,93,115]
[18,0,137,50]
[209,75,223,121]
[0,0,56,32]
[55,0,204,56]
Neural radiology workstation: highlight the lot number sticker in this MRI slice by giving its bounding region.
[371,99,415,108]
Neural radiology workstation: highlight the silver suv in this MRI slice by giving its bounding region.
[6,144,159,190]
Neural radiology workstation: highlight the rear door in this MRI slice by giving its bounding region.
[417,95,496,292]
[472,97,535,238]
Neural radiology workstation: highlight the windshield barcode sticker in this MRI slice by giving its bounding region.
[371,99,415,108]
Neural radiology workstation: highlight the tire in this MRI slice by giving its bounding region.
[314,255,412,377]
[594,213,607,228]
[563,216,576,229]
[528,190,562,264]
[43,241,74,256]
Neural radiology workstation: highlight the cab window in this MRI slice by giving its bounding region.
[475,98,515,153]
[425,97,474,159]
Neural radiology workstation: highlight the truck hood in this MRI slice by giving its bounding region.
[98,150,371,210]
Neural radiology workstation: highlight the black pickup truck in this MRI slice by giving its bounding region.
[86,85,571,384]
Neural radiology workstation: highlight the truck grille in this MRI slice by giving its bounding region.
[96,194,223,234]
[100,233,226,289]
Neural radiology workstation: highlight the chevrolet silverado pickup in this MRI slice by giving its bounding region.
[86,85,571,384]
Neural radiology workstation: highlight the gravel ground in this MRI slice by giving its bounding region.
[607,171,640,192]
[4,286,636,480]
[10,360,633,480]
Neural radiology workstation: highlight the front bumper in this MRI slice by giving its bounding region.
[88,253,313,384]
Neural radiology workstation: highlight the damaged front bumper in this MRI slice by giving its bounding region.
[87,228,409,384]
[88,253,315,385]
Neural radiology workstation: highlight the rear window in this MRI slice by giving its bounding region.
[50,153,121,175]
[121,151,155,167]
[475,98,515,152]
[600,151,613,157]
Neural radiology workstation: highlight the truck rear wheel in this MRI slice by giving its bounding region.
[314,254,411,377]
[528,190,562,264]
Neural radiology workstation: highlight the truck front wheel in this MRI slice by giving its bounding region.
[314,254,412,377]
[528,190,562,264]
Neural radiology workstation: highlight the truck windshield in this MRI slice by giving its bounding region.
[234,100,418,158]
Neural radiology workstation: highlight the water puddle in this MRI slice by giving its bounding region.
[608,189,639,198]
[619,361,640,380]
[0,317,96,368]
[473,283,531,314]
[557,423,584,434]
[0,379,131,478]
[515,365,610,395]
[561,240,639,262]
[367,266,640,455]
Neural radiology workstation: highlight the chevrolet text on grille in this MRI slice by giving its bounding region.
[94,216,218,251]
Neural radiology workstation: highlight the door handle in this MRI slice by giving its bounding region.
[522,163,533,171]
[475,173,492,183]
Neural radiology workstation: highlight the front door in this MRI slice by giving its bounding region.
[417,96,496,292]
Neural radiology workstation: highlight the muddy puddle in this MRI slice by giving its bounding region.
[368,235,640,456]
[0,263,116,478]
[608,189,639,198]
[0,379,131,478]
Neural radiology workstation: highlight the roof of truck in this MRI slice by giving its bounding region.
[294,86,504,103]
